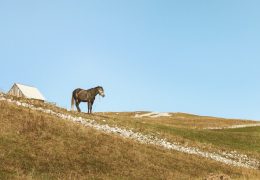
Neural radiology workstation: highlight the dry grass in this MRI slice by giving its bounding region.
[3,95,260,156]
[3,95,260,159]
[0,100,260,179]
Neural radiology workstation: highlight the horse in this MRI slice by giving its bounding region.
[71,86,105,113]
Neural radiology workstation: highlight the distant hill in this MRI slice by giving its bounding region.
[0,94,259,179]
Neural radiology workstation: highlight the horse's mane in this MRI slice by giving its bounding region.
[88,86,102,91]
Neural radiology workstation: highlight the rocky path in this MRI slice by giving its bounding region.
[0,94,259,170]
[205,123,260,130]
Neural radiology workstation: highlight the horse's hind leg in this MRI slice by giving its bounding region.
[90,101,94,114]
[76,102,81,112]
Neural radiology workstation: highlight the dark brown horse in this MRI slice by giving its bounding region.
[71,86,105,113]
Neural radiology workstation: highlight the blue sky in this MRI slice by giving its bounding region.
[0,0,260,120]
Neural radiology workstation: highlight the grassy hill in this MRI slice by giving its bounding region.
[91,112,260,159]
[0,95,260,179]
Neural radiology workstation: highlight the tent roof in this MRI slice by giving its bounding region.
[15,83,45,101]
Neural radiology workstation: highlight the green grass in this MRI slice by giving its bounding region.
[148,124,260,153]
[80,112,260,158]
[85,111,260,158]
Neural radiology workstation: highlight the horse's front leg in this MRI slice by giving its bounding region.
[90,101,94,114]
[87,102,91,114]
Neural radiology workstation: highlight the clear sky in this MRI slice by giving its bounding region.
[0,0,259,120]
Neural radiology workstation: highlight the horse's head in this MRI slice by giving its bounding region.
[97,86,105,97]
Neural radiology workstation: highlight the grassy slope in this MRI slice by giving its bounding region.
[91,112,260,159]
[0,102,260,179]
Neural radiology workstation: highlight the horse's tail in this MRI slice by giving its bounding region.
[71,92,75,111]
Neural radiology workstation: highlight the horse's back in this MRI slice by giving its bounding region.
[73,88,83,93]
[72,88,83,97]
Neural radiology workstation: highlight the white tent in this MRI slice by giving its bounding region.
[8,83,45,101]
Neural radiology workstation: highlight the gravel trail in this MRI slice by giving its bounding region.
[205,124,260,130]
